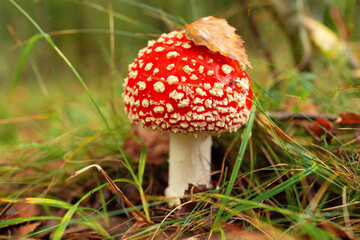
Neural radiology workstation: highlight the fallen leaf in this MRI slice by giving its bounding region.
[336,112,360,125]
[211,222,296,240]
[183,183,214,197]
[0,201,42,238]
[61,225,104,240]
[124,125,169,165]
[356,130,360,143]
[220,223,268,240]
[302,16,346,59]
[185,16,251,68]
[0,202,14,220]
[4,201,41,219]
[313,117,335,145]
[318,221,357,240]
[15,221,42,238]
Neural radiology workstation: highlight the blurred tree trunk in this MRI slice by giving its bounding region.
[267,0,312,71]
[238,0,279,77]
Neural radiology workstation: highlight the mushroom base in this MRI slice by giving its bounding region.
[165,133,212,205]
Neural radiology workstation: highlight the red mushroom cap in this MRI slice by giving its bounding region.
[123,31,252,134]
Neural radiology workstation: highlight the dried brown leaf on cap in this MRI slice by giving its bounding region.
[185,16,252,68]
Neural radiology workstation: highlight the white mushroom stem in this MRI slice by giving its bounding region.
[165,133,212,202]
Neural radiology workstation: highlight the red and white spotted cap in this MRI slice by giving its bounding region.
[123,30,252,134]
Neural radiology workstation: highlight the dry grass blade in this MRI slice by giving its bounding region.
[0,112,55,125]
[121,221,146,240]
[150,201,190,240]
[67,164,152,225]
[306,174,337,212]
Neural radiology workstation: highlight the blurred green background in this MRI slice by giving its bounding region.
[0,0,359,143]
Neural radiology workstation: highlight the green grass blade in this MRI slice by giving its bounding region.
[118,0,183,28]
[73,0,160,33]
[137,142,149,220]
[1,196,110,238]
[213,103,256,228]
[189,0,200,22]
[138,143,147,186]
[8,0,135,178]
[52,184,110,240]
[9,34,42,100]
[0,197,72,209]
[222,165,317,221]
[98,182,109,226]
[9,0,150,221]
[17,28,152,46]
[0,216,61,228]
[211,193,310,221]
[218,227,226,240]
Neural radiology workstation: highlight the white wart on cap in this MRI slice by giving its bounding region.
[123,30,252,134]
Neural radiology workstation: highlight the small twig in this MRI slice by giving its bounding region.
[67,164,152,225]
[266,111,338,122]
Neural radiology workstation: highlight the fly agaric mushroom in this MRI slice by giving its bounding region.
[123,20,252,203]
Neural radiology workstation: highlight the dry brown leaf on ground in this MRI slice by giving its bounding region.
[14,221,42,238]
[355,130,360,143]
[318,222,357,240]
[211,222,295,240]
[124,125,169,165]
[184,16,251,68]
[313,116,335,145]
[59,224,105,240]
[336,112,360,125]
[0,201,42,238]
[7,201,41,219]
